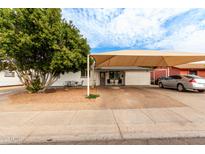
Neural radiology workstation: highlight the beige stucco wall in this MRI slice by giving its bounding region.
[0,70,100,87]
[0,70,150,87]
[51,71,100,87]
[125,71,150,85]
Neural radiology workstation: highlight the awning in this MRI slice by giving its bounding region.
[95,66,151,71]
[91,50,205,67]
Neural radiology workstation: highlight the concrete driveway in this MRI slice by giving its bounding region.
[0,86,191,111]
[1,86,205,144]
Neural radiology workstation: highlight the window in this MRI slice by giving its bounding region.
[189,70,197,75]
[81,70,90,78]
[109,71,121,79]
[109,71,114,79]
[172,75,182,79]
[167,76,174,80]
[169,75,182,80]
[4,70,15,77]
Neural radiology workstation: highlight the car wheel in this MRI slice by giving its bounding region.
[177,84,185,92]
[198,90,205,93]
[159,82,164,88]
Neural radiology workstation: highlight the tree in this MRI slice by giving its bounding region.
[0,8,90,93]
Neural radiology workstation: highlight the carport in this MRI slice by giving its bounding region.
[87,50,205,96]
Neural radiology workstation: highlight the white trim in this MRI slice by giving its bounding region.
[87,54,90,96]
[167,67,170,76]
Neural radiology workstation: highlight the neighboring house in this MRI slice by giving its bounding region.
[0,66,151,87]
[0,70,22,86]
[175,63,205,77]
[151,63,205,84]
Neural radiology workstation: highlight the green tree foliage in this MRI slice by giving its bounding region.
[0,8,90,92]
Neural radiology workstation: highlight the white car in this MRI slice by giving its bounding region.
[158,75,205,92]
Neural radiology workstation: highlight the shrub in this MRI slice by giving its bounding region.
[26,78,43,93]
[86,94,100,99]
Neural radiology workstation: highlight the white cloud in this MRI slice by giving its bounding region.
[150,10,205,52]
[62,8,205,52]
[158,29,205,52]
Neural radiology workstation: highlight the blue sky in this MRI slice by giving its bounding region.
[62,8,205,53]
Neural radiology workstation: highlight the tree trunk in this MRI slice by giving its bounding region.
[16,70,58,93]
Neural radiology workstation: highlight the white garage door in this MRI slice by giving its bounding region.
[125,71,150,85]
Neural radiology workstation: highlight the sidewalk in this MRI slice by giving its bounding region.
[1,107,205,144]
[0,86,23,91]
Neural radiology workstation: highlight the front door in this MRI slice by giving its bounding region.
[100,72,105,86]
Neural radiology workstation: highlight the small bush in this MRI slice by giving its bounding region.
[86,94,100,99]
[26,78,43,93]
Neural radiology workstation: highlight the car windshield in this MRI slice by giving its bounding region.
[159,77,166,80]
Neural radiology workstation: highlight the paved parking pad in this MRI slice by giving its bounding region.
[140,108,190,123]
[70,110,116,125]
[113,109,153,124]
[1,87,205,144]
[1,108,205,144]
[23,125,121,144]
[0,112,40,126]
[169,107,205,123]
[25,111,76,126]
[0,126,33,144]
[117,122,205,140]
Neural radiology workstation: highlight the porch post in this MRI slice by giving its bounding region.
[87,54,90,96]
[153,70,155,84]
[167,67,170,76]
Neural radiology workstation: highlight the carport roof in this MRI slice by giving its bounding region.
[95,66,151,71]
[91,50,205,67]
